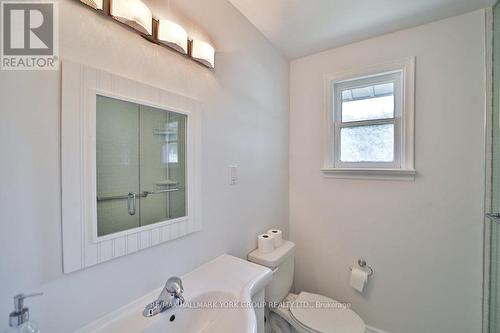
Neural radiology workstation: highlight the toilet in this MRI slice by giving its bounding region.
[248,240,366,333]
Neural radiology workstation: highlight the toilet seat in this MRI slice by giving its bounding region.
[289,292,365,333]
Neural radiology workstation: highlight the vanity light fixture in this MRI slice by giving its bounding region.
[78,0,215,68]
[158,19,189,54]
[190,40,215,68]
[80,0,104,10]
[110,0,153,35]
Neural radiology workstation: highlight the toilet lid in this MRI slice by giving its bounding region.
[290,292,365,333]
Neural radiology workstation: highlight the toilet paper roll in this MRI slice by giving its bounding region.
[350,267,369,293]
[267,229,283,247]
[257,233,275,253]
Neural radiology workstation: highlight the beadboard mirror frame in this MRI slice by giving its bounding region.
[61,61,202,274]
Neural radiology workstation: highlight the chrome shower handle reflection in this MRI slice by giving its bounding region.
[127,193,136,216]
[96,188,181,201]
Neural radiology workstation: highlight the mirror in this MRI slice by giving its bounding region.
[62,61,201,273]
[96,95,187,237]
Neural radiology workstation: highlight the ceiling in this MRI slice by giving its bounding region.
[228,0,493,59]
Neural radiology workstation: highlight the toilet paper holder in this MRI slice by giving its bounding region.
[349,259,374,277]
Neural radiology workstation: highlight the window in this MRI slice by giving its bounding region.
[323,59,415,180]
[335,73,400,168]
[161,120,180,164]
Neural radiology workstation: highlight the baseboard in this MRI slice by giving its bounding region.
[366,325,390,333]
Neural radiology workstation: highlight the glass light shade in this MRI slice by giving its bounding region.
[111,0,152,35]
[80,0,103,10]
[158,20,188,54]
[191,40,215,68]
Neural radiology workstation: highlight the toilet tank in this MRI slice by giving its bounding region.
[248,240,295,304]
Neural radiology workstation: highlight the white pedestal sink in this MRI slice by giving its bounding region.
[76,255,272,333]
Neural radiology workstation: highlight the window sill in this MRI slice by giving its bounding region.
[321,168,416,181]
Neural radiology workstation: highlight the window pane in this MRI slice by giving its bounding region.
[340,124,394,162]
[341,82,394,122]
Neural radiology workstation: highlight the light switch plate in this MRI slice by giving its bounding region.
[229,165,238,185]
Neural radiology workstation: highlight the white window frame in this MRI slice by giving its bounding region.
[322,57,416,181]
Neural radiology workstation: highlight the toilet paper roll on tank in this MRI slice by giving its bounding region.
[257,229,284,253]
[267,229,283,247]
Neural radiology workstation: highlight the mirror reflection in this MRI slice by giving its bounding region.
[96,95,187,237]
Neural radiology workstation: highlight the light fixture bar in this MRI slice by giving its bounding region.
[78,0,215,68]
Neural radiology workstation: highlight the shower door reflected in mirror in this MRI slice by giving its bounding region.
[96,95,187,237]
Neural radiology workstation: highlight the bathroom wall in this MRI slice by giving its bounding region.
[0,0,288,331]
[290,10,486,333]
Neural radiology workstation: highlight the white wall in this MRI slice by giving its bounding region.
[0,0,288,331]
[289,10,485,333]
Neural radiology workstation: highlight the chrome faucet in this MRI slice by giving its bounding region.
[143,277,185,317]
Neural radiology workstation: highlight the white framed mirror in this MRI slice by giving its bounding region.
[94,94,188,240]
[61,61,201,273]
